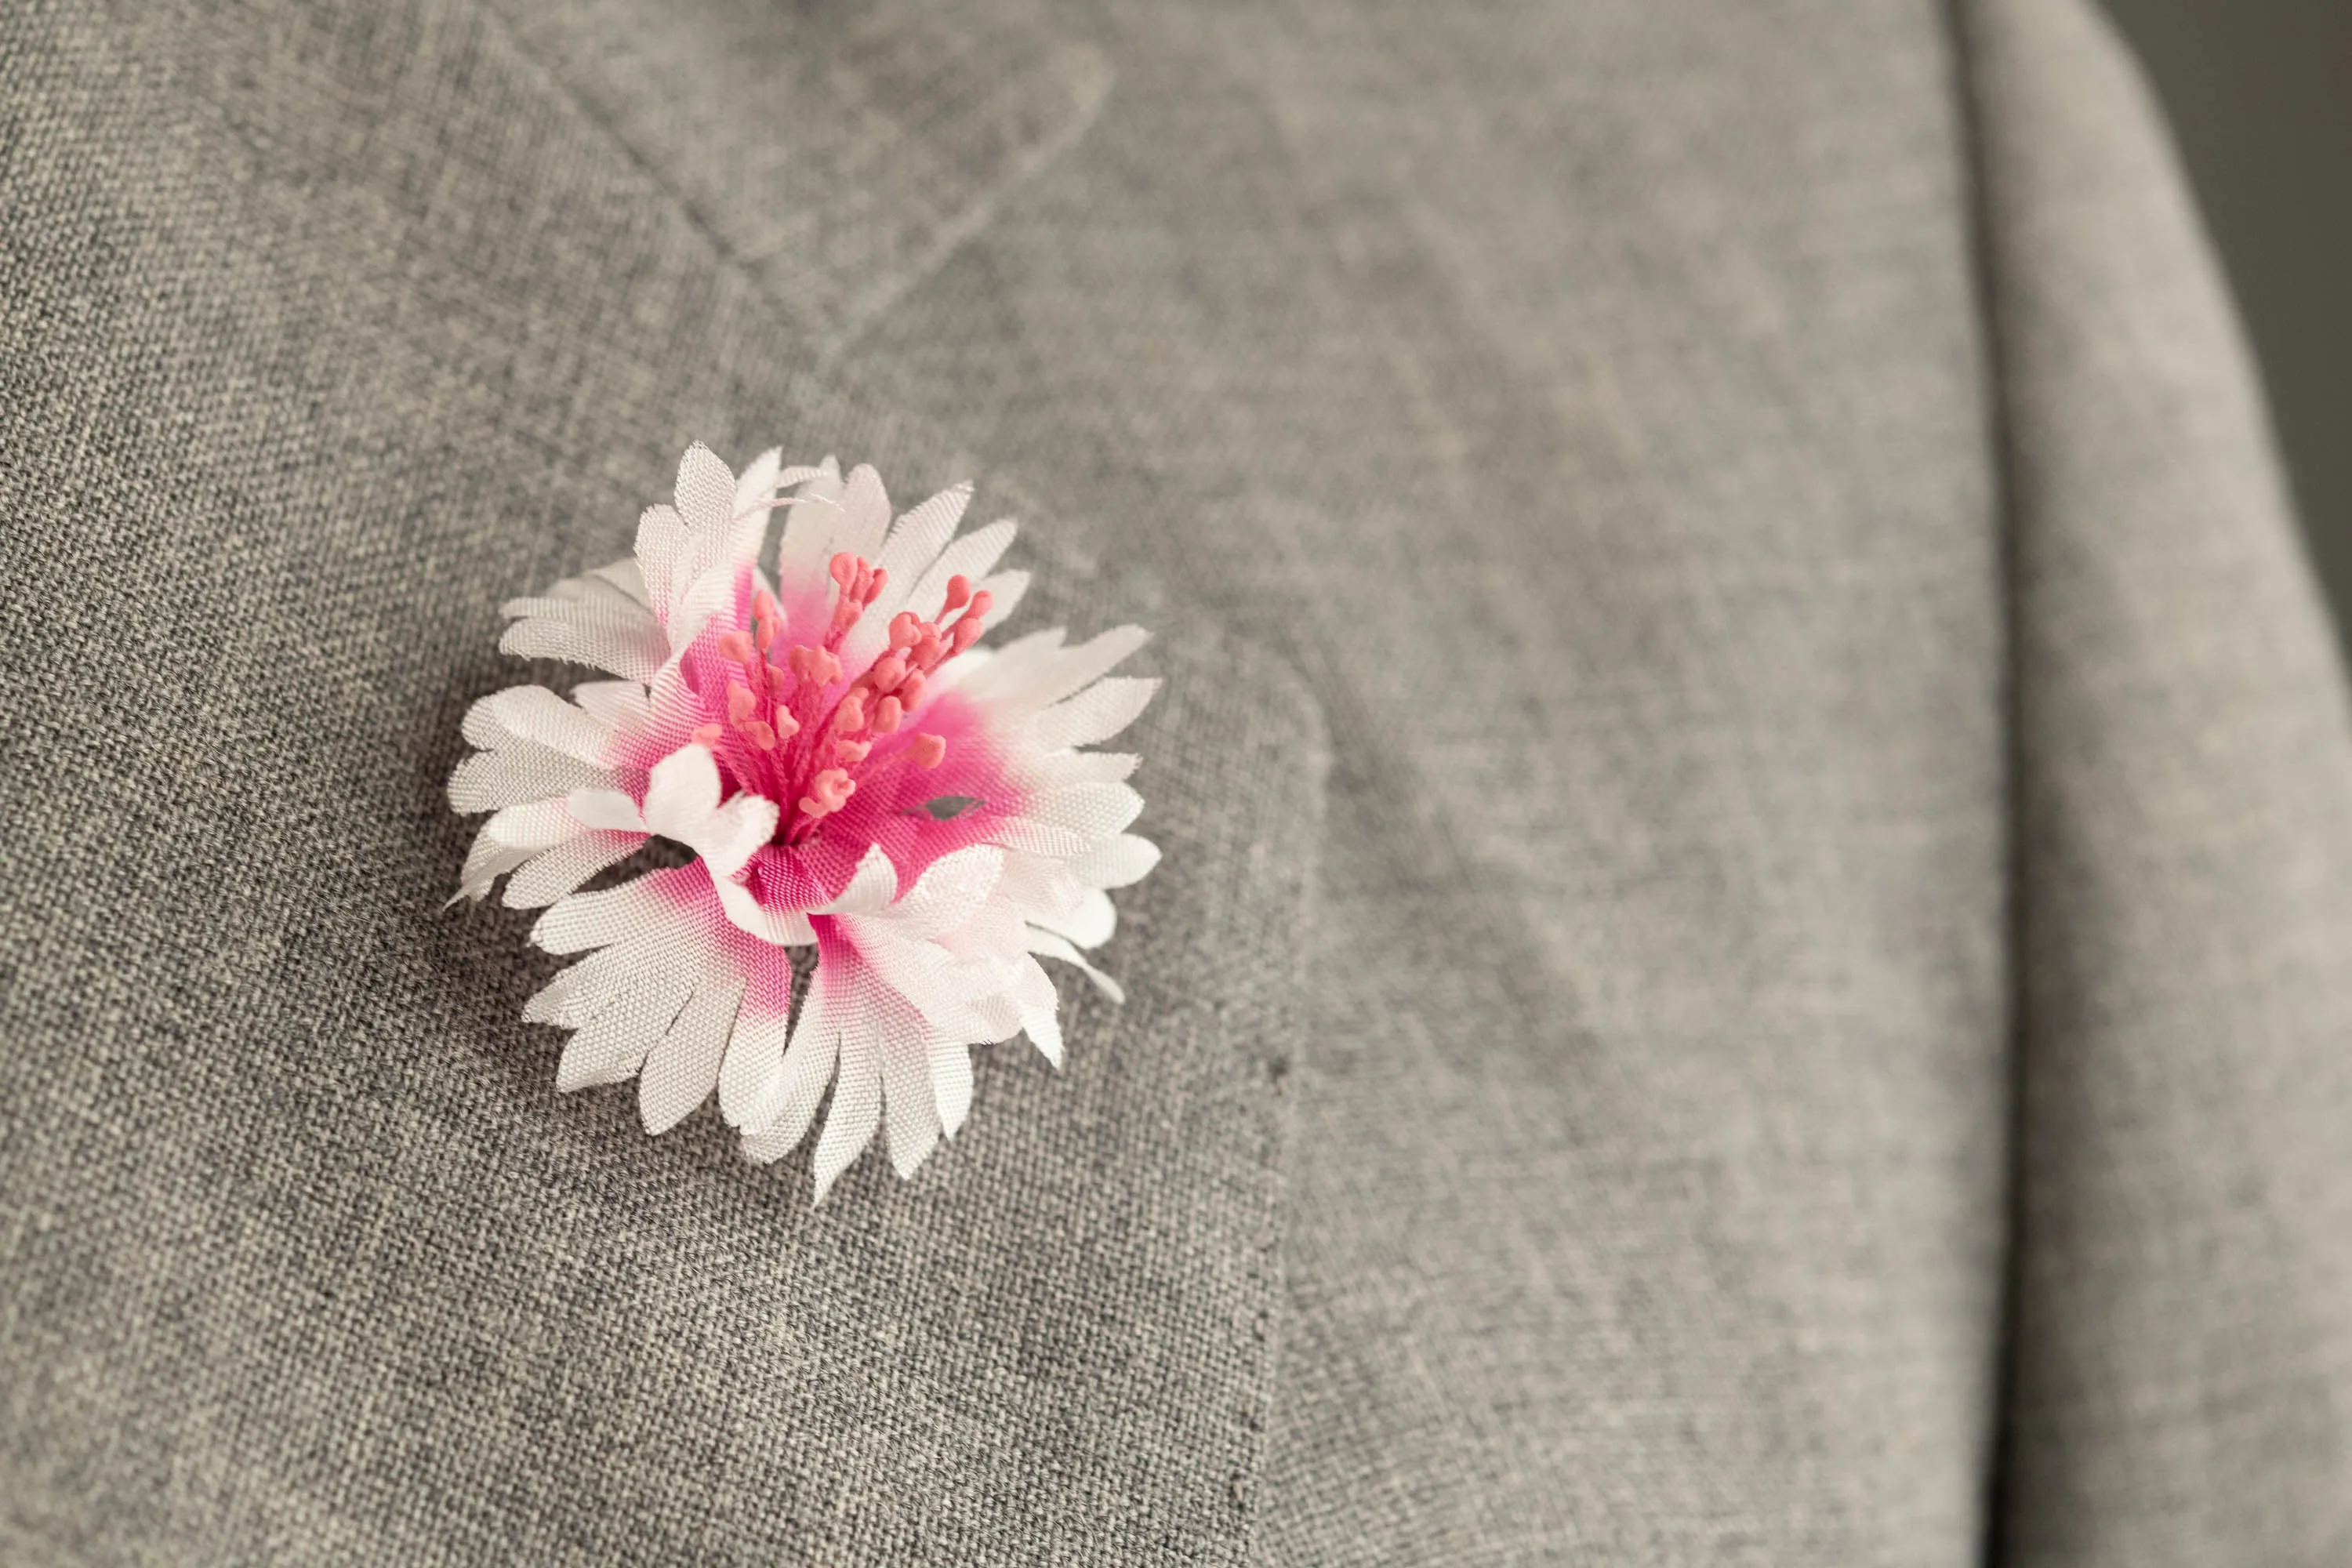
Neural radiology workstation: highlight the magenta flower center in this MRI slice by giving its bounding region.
[684,551,994,847]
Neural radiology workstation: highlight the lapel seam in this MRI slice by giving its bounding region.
[474,0,1111,368]
[815,48,1112,370]
[470,0,760,313]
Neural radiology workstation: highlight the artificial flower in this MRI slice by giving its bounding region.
[451,445,1158,1200]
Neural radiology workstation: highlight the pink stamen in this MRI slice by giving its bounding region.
[716,548,998,846]
[692,722,724,746]
[798,768,855,820]
[788,645,842,687]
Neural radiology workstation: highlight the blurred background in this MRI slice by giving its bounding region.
[2100,0,2352,651]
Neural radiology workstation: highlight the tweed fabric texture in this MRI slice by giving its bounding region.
[4,0,2350,1563]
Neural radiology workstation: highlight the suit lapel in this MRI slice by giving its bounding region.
[5,0,1319,1555]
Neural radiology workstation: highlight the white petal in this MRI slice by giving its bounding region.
[503,829,643,909]
[740,973,837,1142]
[969,991,1025,1044]
[904,518,1015,623]
[505,570,653,615]
[1025,751,1140,787]
[774,458,844,587]
[946,626,1063,702]
[484,798,581,850]
[687,793,781,882]
[1067,833,1160,890]
[533,873,676,955]
[633,502,687,619]
[468,681,612,761]
[880,1003,941,1178]
[931,1038,975,1138]
[719,1001,792,1128]
[634,747,783,879]
[590,557,651,607]
[564,787,646,833]
[851,931,1012,1022]
[1012,954,1065,1067]
[810,1010,883,1202]
[989,851,1090,927]
[673,441,739,541]
[456,799,579,899]
[460,688,517,750]
[1026,927,1127,1004]
[644,658,704,739]
[712,875,818,946]
[812,844,898,914]
[555,971,693,1091]
[728,447,782,561]
[515,572,615,609]
[856,481,972,634]
[499,599,668,683]
[666,556,748,652]
[524,938,662,1028]
[996,782,1145,857]
[829,464,891,564]
[638,980,743,1134]
[980,625,1149,717]
[1028,677,1160,752]
[1030,885,1116,949]
[571,679,652,733]
[972,567,1029,628]
[448,744,612,814]
[641,745,720,836]
[1024,1008,1063,1067]
[733,448,782,515]
[884,844,1005,940]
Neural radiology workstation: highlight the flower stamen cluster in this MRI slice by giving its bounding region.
[691,550,992,844]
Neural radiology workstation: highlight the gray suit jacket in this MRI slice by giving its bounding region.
[6,0,2350,1561]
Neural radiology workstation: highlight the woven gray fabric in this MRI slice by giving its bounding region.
[1965,0,2352,1560]
[3,0,2348,1563]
